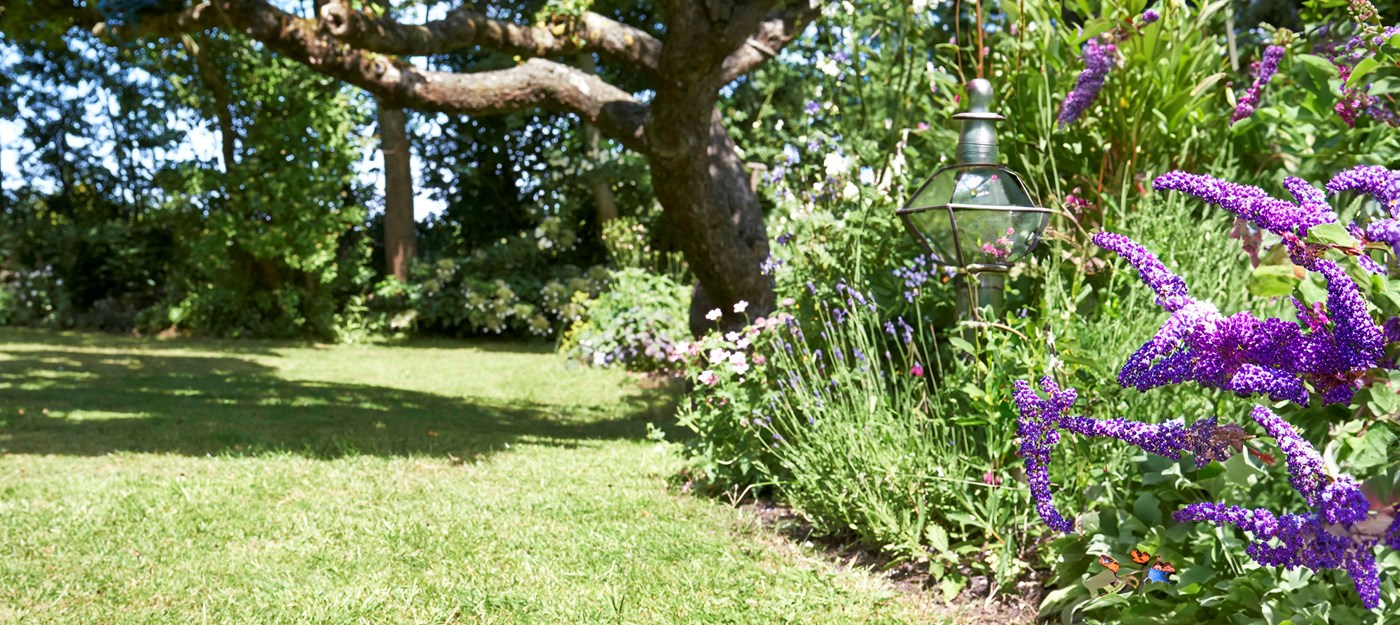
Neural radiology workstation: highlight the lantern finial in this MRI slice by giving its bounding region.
[953,79,1003,165]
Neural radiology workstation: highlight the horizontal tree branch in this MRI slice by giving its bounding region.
[719,5,819,84]
[44,0,651,153]
[318,2,661,76]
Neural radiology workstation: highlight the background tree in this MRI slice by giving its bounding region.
[20,0,821,334]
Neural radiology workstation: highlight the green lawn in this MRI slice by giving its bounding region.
[0,328,945,624]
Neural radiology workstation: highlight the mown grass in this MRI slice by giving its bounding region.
[0,328,944,624]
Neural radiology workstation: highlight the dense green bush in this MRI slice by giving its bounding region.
[562,268,690,373]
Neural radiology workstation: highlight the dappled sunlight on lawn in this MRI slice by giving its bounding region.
[0,329,679,460]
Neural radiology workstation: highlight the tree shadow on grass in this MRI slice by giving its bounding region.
[0,348,681,460]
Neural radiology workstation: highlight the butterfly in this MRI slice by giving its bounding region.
[1130,549,1153,566]
[1146,560,1177,584]
[1097,554,1121,574]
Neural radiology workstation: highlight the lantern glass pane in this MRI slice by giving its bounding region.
[903,172,959,264]
[949,166,1044,265]
[902,165,1047,267]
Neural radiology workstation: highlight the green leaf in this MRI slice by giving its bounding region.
[1190,72,1228,98]
[1346,56,1381,89]
[925,523,950,554]
[1304,222,1357,247]
[947,336,977,356]
[1133,492,1162,526]
[1247,264,1299,298]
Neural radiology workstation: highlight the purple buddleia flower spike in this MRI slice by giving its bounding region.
[1058,38,1117,128]
[1225,364,1309,405]
[1091,231,1192,311]
[1174,503,1382,609]
[1249,406,1369,524]
[1118,305,1203,388]
[1365,219,1400,255]
[1314,259,1385,369]
[1327,165,1400,217]
[1153,171,1338,235]
[1013,379,1075,532]
[1283,176,1328,207]
[1231,45,1286,124]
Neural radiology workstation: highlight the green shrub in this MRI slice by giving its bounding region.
[563,268,690,373]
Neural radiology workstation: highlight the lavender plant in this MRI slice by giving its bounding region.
[1015,166,1400,609]
[1057,10,1159,128]
[1231,44,1287,124]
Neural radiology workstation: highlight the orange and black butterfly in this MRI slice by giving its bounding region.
[1098,554,1121,574]
[1130,549,1153,566]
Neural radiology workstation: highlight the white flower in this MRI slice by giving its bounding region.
[823,152,850,177]
[842,181,860,200]
[729,352,749,375]
[708,348,729,365]
[725,331,741,343]
[592,351,606,366]
[705,308,722,321]
[781,298,795,307]
[698,370,718,385]
[733,300,749,313]
[913,0,928,11]
[736,337,751,349]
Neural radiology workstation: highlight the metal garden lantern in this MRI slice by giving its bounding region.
[897,78,1050,318]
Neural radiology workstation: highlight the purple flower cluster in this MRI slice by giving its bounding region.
[1104,169,1393,406]
[1319,24,1400,127]
[1152,171,1337,236]
[1249,406,1369,524]
[1013,378,1076,532]
[1098,230,1381,406]
[1015,167,1400,609]
[1231,45,1286,124]
[1058,38,1117,128]
[1328,165,1400,215]
[1013,378,1253,532]
[1141,9,1160,24]
[1015,379,1390,606]
[1174,503,1383,608]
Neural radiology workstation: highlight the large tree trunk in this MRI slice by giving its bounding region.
[647,3,778,336]
[377,100,416,282]
[647,110,774,336]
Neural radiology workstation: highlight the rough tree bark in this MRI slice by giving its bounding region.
[377,100,416,282]
[44,0,820,335]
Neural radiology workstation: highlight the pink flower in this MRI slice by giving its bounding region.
[753,354,767,366]
[698,370,717,385]
[728,352,749,375]
[983,471,1001,486]
[910,362,925,377]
